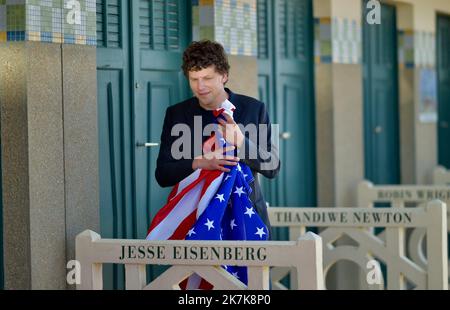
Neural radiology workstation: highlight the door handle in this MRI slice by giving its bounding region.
[280,132,291,140]
[374,126,383,134]
[136,142,159,148]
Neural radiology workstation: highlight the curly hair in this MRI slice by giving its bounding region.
[182,40,230,77]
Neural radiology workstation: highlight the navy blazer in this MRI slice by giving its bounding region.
[155,88,281,237]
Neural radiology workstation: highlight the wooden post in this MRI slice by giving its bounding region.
[247,266,270,290]
[295,232,324,290]
[357,181,374,208]
[433,166,450,185]
[74,230,324,290]
[426,200,448,290]
[75,230,103,290]
[125,265,147,290]
[386,201,406,290]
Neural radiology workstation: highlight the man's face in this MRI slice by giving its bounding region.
[188,66,228,110]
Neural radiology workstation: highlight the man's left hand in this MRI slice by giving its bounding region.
[217,113,245,149]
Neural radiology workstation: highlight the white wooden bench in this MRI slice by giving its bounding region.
[75,230,324,290]
[358,181,450,287]
[357,181,450,231]
[268,201,448,290]
[434,166,450,186]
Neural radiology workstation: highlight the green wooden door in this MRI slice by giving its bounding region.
[257,0,316,210]
[363,1,400,185]
[131,0,190,240]
[437,14,450,169]
[257,0,278,206]
[96,0,133,289]
[96,0,190,288]
[275,0,316,208]
[257,0,316,244]
[131,0,190,279]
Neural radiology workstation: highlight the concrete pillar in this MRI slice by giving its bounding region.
[313,0,364,289]
[0,0,98,289]
[397,3,416,184]
[410,5,438,185]
[62,43,99,279]
[394,0,450,184]
[314,0,364,210]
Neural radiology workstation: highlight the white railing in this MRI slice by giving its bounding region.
[75,230,324,290]
[434,166,450,186]
[357,181,450,231]
[268,201,448,290]
[357,181,450,287]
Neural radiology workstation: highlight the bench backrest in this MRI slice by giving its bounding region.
[268,201,448,290]
[434,166,450,186]
[75,230,324,290]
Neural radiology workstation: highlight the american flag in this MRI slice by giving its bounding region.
[146,100,269,289]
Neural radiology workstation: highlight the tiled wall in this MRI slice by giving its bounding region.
[0,0,26,42]
[396,29,437,124]
[398,29,414,69]
[415,31,437,123]
[192,0,214,41]
[314,17,361,65]
[314,17,331,64]
[192,0,257,56]
[332,17,361,64]
[0,0,96,45]
[415,31,436,68]
[315,18,437,68]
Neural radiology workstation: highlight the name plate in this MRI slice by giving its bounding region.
[118,244,268,262]
[269,208,428,227]
[375,189,450,201]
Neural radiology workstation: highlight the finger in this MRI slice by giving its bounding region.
[213,145,235,154]
[202,135,217,154]
[222,146,236,153]
[222,156,240,161]
[218,124,232,142]
[218,160,238,166]
[217,118,227,126]
[217,125,225,136]
[217,124,231,138]
[216,165,231,173]
[233,132,240,148]
[206,145,234,157]
[222,113,236,125]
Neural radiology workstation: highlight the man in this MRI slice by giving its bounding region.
[154,40,280,237]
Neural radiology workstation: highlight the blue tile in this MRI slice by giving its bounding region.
[321,56,332,63]
[86,36,96,45]
[64,34,75,44]
[41,32,53,42]
[244,3,250,14]
[7,31,26,41]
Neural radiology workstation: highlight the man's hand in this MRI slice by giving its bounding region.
[217,113,245,149]
[192,146,240,172]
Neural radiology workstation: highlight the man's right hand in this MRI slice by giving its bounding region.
[192,146,240,172]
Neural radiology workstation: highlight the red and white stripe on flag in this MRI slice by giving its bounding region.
[146,169,224,241]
